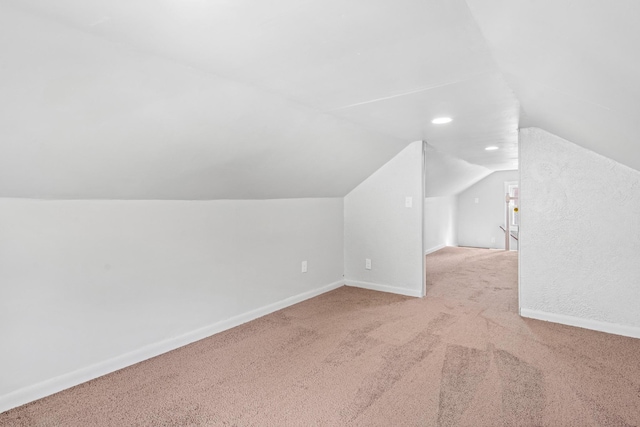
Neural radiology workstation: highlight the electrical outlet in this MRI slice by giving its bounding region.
[474,198,479,204]
[490,237,496,243]
[365,258,372,270]
[405,196,413,208]
[301,261,307,273]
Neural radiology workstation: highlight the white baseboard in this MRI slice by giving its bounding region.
[345,279,423,298]
[425,244,446,255]
[0,280,344,414]
[520,308,640,339]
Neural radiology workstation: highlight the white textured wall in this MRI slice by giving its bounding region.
[344,141,424,296]
[520,127,640,336]
[457,171,519,249]
[424,196,458,253]
[0,198,344,409]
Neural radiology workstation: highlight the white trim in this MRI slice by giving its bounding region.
[425,244,446,255]
[0,280,344,414]
[520,308,640,339]
[517,141,522,316]
[421,141,427,301]
[345,279,422,297]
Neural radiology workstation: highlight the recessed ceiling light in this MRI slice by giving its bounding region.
[431,117,452,124]
[485,146,499,151]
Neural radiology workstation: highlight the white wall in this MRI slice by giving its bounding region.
[424,196,458,254]
[0,198,344,411]
[423,145,491,255]
[520,127,640,338]
[456,170,519,249]
[344,141,424,297]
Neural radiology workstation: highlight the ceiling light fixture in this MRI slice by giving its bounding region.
[431,117,452,124]
[485,146,499,151]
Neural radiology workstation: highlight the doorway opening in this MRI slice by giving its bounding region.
[502,181,519,251]
[423,145,519,313]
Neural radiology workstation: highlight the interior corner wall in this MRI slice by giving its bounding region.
[519,127,640,338]
[344,141,424,297]
[424,196,458,254]
[456,170,519,249]
[0,197,344,412]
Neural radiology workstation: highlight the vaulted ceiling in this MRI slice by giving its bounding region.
[467,0,640,173]
[1,1,637,199]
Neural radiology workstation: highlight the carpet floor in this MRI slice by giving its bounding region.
[2,246,640,426]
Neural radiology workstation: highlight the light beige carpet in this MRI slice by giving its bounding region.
[2,246,640,426]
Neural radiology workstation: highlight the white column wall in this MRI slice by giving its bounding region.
[344,141,424,297]
[519,127,640,338]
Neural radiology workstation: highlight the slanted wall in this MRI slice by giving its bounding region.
[344,141,424,297]
[519,128,640,338]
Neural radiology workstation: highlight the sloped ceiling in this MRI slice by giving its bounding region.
[0,0,519,200]
[8,1,635,200]
[425,145,492,198]
[466,0,640,172]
